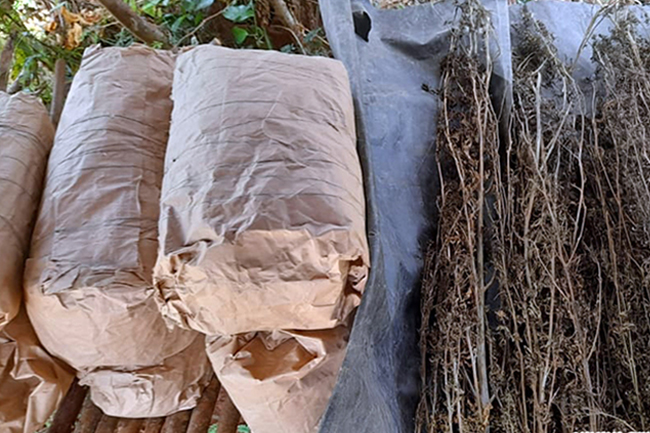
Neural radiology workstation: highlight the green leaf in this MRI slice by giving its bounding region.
[171,15,186,33]
[304,28,321,43]
[237,425,251,433]
[141,2,158,17]
[193,0,214,11]
[223,2,254,23]
[232,26,249,45]
[208,424,218,433]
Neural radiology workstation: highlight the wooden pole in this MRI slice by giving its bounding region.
[50,58,66,126]
[47,379,88,433]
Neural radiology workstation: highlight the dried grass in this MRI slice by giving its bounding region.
[492,12,600,433]
[418,3,650,433]
[587,10,650,429]
[417,1,500,431]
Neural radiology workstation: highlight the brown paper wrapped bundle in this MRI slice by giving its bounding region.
[207,326,349,433]
[0,309,73,433]
[80,334,209,418]
[155,45,369,336]
[24,45,207,418]
[0,92,54,330]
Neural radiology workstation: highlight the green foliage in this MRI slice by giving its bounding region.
[0,0,327,106]
[231,25,247,44]
[140,0,214,45]
[0,0,79,102]
[222,0,269,49]
[222,1,253,22]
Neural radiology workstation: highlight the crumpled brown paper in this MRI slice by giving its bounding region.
[24,44,205,418]
[154,45,369,336]
[0,308,73,433]
[80,334,210,418]
[0,92,54,331]
[207,325,350,433]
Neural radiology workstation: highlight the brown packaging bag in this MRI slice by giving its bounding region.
[207,326,349,433]
[24,45,205,417]
[80,334,210,418]
[0,308,73,433]
[155,45,369,336]
[0,92,54,330]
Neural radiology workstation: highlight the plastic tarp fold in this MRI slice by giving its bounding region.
[207,325,349,433]
[317,0,511,432]
[0,309,73,433]
[0,92,54,330]
[24,44,208,418]
[154,45,369,336]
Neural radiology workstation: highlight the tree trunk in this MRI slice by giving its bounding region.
[50,58,66,126]
[96,0,169,47]
[0,35,14,92]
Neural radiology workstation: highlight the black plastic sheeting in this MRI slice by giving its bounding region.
[317,1,510,432]
[317,1,650,432]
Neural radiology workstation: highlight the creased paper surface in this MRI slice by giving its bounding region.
[0,92,54,330]
[155,46,369,336]
[24,45,202,418]
[0,308,73,433]
[207,326,349,433]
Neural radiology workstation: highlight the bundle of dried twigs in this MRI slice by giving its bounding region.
[417,1,500,431]
[492,12,601,433]
[418,4,650,433]
[587,11,650,430]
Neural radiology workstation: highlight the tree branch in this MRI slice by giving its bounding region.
[50,58,66,126]
[269,0,300,36]
[96,0,169,47]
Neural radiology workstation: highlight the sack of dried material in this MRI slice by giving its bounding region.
[0,308,73,433]
[24,44,207,417]
[0,92,54,330]
[80,334,209,418]
[155,45,369,336]
[207,325,350,433]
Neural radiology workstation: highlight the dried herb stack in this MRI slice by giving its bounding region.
[492,12,601,433]
[419,4,650,433]
[417,1,501,431]
[588,11,650,430]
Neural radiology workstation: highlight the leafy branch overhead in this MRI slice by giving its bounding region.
[0,0,328,104]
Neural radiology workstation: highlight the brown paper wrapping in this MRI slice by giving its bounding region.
[155,45,369,336]
[24,45,203,417]
[207,326,349,433]
[80,334,210,418]
[0,92,54,330]
[0,308,73,433]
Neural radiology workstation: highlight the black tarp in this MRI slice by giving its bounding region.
[318,1,510,431]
